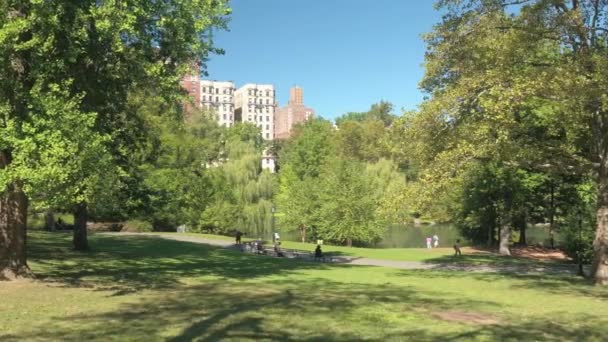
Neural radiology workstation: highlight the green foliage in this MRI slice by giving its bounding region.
[560,180,597,263]
[278,119,335,179]
[122,220,153,233]
[198,137,277,235]
[314,159,386,246]
[335,101,396,127]
[334,119,389,162]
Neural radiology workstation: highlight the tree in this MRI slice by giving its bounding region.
[276,165,321,242]
[278,119,335,179]
[335,101,396,127]
[316,159,386,246]
[0,0,229,278]
[425,0,608,284]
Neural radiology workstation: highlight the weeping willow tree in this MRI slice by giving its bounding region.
[199,138,277,234]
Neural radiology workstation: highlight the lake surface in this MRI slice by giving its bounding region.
[245,224,558,248]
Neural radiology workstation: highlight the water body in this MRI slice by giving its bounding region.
[246,224,558,248]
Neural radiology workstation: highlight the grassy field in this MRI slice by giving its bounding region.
[1,232,607,341]
[175,232,558,265]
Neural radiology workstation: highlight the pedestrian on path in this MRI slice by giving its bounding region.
[453,239,462,256]
[433,234,439,248]
[426,237,433,249]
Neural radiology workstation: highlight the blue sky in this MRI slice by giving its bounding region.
[205,0,443,120]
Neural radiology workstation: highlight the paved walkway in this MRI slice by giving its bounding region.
[103,232,582,276]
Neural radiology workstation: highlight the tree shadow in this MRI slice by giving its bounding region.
[4,276,607,341]
[392,269,608,301]
[1,278,496,341]
[27,232,332,294]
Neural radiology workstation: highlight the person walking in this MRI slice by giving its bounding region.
[433,234,439,248]
[453,239,462,256]
[235,230,243,245]
[426,237,433,249]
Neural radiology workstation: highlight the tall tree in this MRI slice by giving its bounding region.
[425,0,608,283]
[0,1,229,278]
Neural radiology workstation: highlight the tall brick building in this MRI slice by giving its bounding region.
[274,86,314,140]
[179,64,201,116]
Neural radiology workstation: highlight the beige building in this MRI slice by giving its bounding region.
[234,83,276,140]
[200,80,236,127]
[274,86,314,139]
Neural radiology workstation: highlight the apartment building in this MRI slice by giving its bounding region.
[179,72,201,116]
[200,80,236,127]
[234,83,276,140]
[274,86,314,139]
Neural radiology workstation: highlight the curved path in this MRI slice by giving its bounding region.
[103,232,582,276]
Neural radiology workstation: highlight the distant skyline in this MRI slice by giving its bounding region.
[204,0,443,120]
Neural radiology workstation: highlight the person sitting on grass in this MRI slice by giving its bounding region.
[274,242,285,257]
[453,239,462,256]
[314,244,323,259]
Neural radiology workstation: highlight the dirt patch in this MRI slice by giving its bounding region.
[431,311,500,325]
[467,245,570,262]
[510,246,570,262]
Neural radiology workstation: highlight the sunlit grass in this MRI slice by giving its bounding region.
[1,232,605,341]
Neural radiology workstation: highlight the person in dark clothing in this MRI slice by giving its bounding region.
[314,244,323,258]
[274,242,285,257]
[453,239,462,256]
[235,231,243,245]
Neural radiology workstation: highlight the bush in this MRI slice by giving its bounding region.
[122,219,153,233]
[560,207,595,264]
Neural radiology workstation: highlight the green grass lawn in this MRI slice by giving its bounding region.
[175,232,560,266]
[1,232,606,341]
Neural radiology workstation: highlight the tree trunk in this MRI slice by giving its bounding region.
[44,209,55,231]
[0,183,32,279]
[73,202,88,251]
[549,180,555,249]
[591,167,608,285]
[299,224,306,243]
[346,238,352,247]
[487,224,494,247]
[519,225,527,246]
[499,224,511,256]
[518,213,527,246]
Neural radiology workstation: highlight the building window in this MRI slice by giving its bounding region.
[266,107,269,113]
[266,90,270,96]
[266,116,269,121]
[266,99,269,104]
[266,133,269,139]
[216,96,219,102]
[223,114,226,120]
[266,124,269,130]
[215,88,219,94]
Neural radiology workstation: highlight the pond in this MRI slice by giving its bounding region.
[243,223,559,248]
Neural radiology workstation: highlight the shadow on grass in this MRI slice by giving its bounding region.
[422,253,580,277]
[393,268,608,301]
[27,232,331,294]
[4,276,607,341]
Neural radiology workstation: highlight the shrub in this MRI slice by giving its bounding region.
[122,220,153,233]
